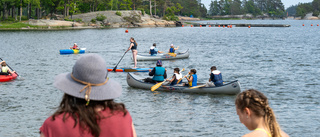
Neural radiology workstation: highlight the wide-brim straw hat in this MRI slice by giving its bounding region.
[54,54,122,101]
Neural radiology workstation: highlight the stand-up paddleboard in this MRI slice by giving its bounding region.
[107,67,152,72]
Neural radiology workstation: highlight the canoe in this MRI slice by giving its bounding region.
[60,48,86,54]
[136,49,189,61]
[0,72,18,82]
[107,67,152,72]
[126,73,241,94]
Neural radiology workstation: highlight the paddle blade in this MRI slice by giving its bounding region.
[189,85,206,89]
[151,81,164,91]
[167,53,177,57]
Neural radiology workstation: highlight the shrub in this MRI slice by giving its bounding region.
[116,11,122,16]
[137,8,145,16]
[91,19,96,24]
[96,13,107,22]
[75,18,82,22]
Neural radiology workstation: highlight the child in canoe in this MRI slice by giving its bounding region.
[168,44,179,53]
[70,43,80,50]
[184,69,197,87]
[166,68,183,86]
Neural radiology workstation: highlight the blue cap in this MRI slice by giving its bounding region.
[156,60,162,66]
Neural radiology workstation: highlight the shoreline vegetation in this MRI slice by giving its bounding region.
[0,11,318,31]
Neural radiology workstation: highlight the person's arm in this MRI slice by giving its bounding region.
[126,43,133,52]
[149,68,155,76]
[209,73,214,82]
[167,74,175,82]
[174,46,179,50]
[132,123,137,137]
[158,50,163,53]
[40,132,45,137]
[186,75,193,82]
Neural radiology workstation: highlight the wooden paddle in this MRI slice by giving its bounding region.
[189,85,206,89]
[176,73,189,84]
[151,68,185,91]
[112,51,128,72]
[166,53,177,57]
[0,58,19,76]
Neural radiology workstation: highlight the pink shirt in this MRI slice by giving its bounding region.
[40,108,134,137]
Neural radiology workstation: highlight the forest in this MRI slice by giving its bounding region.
[208,0,285,17]
[286,0,320,18]
[0,0,207,21]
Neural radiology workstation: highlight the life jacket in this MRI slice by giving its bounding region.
[169,48,175,53]
[171,73,182,85]
[152,66,165,81]
[211,70,223,86]
[188,74,197,87]
[1,66,9,73]
[150,47,157,56]
[72,45,78,49]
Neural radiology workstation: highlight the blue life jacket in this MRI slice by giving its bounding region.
[152,66,165,81]
[211,70,223,87]
[188,74,197,87]
[150,47,158,56]
[169,48,175,53]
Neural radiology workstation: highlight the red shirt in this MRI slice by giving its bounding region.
[73,45,78,49]
[40,108,134,137]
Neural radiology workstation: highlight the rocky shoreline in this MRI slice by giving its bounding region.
[25,10,179,30]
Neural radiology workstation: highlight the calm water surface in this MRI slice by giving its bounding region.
[0,20,319,137]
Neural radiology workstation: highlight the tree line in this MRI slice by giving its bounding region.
[208,0,285,17]
[0,0,207,21]
[291,0,320,18]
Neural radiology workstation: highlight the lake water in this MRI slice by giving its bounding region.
[0,20,319,137]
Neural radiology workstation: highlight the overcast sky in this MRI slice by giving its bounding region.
[201,0,314,9]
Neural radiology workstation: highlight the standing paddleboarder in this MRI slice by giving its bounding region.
[126,37,138,68]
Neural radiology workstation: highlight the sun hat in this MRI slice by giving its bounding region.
[170,44,174,47]
[156,60,162,66]
[74,43,77,45]
[54,54,122,103]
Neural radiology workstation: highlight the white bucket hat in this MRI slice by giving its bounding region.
[54,54,122,102]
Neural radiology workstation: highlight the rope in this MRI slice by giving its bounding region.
[71,73,109,106]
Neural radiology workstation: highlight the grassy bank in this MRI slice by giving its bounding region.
[0,22,35,28]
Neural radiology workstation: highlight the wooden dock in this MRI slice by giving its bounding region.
[190,23,291,27]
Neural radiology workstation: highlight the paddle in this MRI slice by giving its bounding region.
[151,68,185,91]
[166,53,177,57]
[189,85,206,89]
[177,73,189,84]
[0,58,19,76]
[112,51,128,72]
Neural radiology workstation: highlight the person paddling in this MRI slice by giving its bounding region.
[145,60,167,83]
[206,66,223,87]
[149,43,163,56]
[70,43,79,50]
[0,61,15,75]
[168,44,179,53]
[126,37,138,68]
[166,68,183,86]
[184,69,197,87]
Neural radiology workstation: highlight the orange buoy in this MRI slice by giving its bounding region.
[227,25,229,28]
[317,24,319,26]
[303,24,305,26]
[230,25,233,28]
[218,25,220,27]
[248,26,251,28]
[223,25,225,28]
[182,25,184,27]
[311,24,313,26]
[191,25,193,27]
[125,29,128,33]
[209,25,211,27]
[200,25,202,27]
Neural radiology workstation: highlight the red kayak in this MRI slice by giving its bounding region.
[0,72,18,82]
